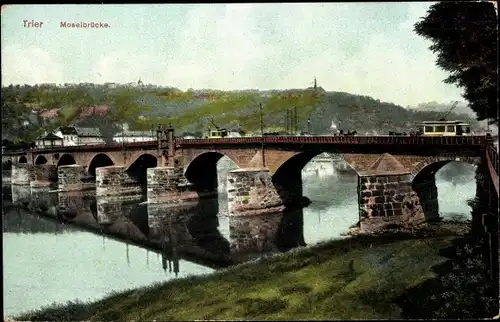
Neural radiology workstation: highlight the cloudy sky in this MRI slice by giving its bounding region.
[1,3,464,107]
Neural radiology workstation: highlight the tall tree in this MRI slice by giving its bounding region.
[414,1,498,125]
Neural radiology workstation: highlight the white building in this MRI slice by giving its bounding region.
[113,128,156,143]
[55,126,105,146]
[35,132,64,149]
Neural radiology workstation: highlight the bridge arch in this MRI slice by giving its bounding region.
[34,155,48,165]
[271,151,355,204]
[272,151,323,203]
[18,156,27,163]
[184,151,239,194]
[410,156,480,221]
[126,153,158,184]
[410,156,481,181]
[88,153,115,177]
[57,154,76,167]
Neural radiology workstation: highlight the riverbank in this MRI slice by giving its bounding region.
[14,227,481,321]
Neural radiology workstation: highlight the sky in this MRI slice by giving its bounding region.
[1,3,466,107]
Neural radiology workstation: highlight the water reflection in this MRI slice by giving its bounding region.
[3,188,215,317]
[148,200,232,266]
[3,159,479,317]
[228,208,306,261]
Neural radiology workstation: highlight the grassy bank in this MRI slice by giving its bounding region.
[13,232,486,321]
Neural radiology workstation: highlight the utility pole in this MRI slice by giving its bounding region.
[294,105,298,135]
[308,118,311,134]
[260,103,265,167]
[285,110,289,133]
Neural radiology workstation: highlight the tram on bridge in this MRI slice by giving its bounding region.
[416,120,472,137]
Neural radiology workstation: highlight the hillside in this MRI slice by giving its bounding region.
[145,89,479,135]
[1,84,482,143]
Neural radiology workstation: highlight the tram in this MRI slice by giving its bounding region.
[416,120,472,136]
[205,128,229,139]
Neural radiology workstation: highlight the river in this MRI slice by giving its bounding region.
[2,158,477,317]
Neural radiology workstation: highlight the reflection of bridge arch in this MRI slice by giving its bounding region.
[18,156,27,163]
[126,153,158,184]
[185,151,239,193]
[88,153,115,177]
[56,154,76,167]
[34,155,48,165]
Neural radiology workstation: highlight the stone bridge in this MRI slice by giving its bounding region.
[3,131,498,233]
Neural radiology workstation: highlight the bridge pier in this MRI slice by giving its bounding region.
[412,176,439,221]
[357,172,426,233]
[227,168,285,216]
[58,164,94,192]
[95,166,142,199]
[146,167,201,206]
[31,164,58,188]
[11,164,34,185]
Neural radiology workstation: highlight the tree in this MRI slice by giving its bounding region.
[414,1,498,125]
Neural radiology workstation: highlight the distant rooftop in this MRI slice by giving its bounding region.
[114,130,156,137]
[58,126,102,137]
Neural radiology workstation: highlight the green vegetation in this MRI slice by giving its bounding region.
[13,232,498,321]
[414,1,498,125]
[2,82,479,144]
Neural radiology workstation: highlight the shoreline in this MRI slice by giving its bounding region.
[12,226,477,321]
[7,208,473,320]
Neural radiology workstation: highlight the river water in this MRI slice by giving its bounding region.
[2,159,477,317]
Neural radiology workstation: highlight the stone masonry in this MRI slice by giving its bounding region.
[58,164,94,192]
[227,168,285,217]
[146,166,201,206]
[357,153,427,233]
[31,165,58,188]
[95,165,143,198]
[11,164,34,185]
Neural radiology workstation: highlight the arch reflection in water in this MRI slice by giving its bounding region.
[57,191,97,224]
[3,206,69,235]
[147,198,232,268]
[228,207,306,261]
[96,197,148,241]
[30,186,58,214]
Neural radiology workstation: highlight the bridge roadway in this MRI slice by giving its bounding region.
[3,135,492,155]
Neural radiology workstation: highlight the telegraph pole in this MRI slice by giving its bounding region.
[285,110,289,133]
[294,105,298,135]
[260,103,265,167]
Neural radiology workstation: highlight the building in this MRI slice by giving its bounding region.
[113,129,156,143]
[55,126,105,146]
[35,132,64,149]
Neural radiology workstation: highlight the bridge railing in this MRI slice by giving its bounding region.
[27,140,156,153]
[176,135,488,146]
[487,141,499,174]
[486,140,499,195]
[5,135,491,155]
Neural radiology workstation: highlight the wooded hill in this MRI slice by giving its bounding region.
[1,84,478,143]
